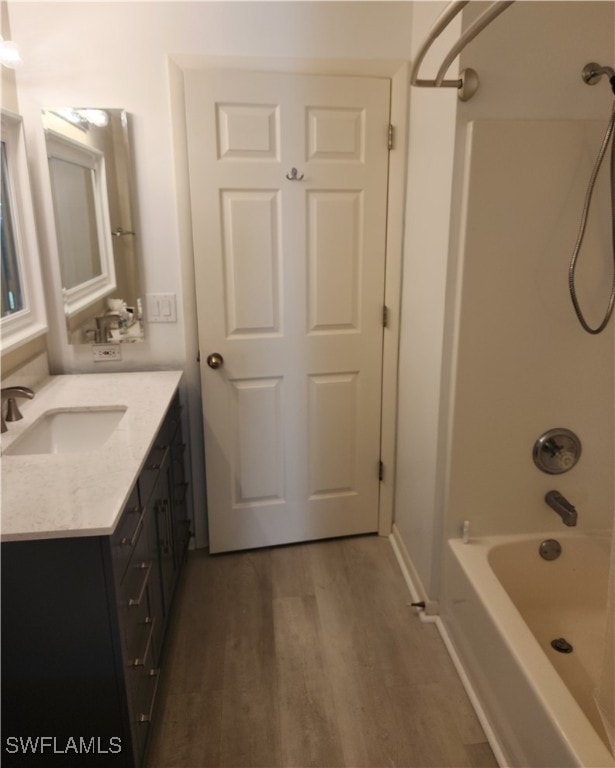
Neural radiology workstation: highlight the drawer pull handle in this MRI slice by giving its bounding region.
[128,562,151,607]
[132,617,156,667]
[120,506,145,548]
[137,668,161,724]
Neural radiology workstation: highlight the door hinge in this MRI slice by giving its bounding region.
[379,460,384,482]
[387,124,394,151]
[382,305,389,328]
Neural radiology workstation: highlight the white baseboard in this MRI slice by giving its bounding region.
[388,527,508,768]
[390,524,439,617]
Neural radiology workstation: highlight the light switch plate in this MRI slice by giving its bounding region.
[146,293,177,323]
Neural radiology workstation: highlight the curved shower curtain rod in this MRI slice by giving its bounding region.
[410,0,515,101]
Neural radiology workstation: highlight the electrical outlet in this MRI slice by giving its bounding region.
[92,344,122,362]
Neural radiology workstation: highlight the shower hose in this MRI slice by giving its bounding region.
[568,101,615,334]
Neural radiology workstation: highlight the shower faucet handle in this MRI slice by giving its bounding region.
[532,428,581,474]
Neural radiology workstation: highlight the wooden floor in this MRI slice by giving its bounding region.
[146,535,498,768]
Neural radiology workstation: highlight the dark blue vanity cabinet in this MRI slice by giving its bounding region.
[2,393,191,767]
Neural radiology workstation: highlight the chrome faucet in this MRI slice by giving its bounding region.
[1,386,35,433]
[95,313,120,343]
[545,490,577,527]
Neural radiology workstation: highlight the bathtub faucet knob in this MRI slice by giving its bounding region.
[545,490,578,527]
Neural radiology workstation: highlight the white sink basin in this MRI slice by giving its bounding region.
[5,407,127,456]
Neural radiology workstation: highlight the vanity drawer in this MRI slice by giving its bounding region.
[111,486,143,583]
[130,640,161,762]
[171,439,187,485]
[120,557,152,611]
[139,445,169,508]
[167,398,182,441]
[118,555,155,670]
[132,642,160,722]
[125,613,157,671]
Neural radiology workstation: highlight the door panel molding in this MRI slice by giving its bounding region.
[231,376,285,506]
[307,189,362,333]
[221,189,282,337]
[216,103,280,160]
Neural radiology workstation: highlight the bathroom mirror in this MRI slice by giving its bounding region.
[42,108,144,344]
[1,110,47,354]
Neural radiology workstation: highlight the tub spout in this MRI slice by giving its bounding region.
[545,490,577,527]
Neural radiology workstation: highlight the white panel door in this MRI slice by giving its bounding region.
[185,69,390,553]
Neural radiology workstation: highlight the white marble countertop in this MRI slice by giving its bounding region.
[1,371,183,542]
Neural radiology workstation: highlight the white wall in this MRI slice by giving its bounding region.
[2,2,18,113]
[393,1,460,600]
[7,1,415,545]
[9,1,414,373]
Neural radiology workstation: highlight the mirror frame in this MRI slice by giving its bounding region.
[45,128,117,319]
[0,109,47,354]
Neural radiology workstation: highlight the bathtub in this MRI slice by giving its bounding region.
[442,532,614,768]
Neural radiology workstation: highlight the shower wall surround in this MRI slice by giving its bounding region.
[444,0,615,542]
[445,118,614,538]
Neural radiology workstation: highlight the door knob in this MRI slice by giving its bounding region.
[206,353,224,370]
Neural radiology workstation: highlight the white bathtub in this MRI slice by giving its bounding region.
[443,532,614,767]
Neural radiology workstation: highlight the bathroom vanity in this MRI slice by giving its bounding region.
[1,371,190,767]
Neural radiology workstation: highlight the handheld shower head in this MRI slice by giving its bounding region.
[582,62,615,94]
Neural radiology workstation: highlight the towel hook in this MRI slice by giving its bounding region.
[285,167,304,181]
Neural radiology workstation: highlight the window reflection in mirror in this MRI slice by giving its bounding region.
[45,129,116,321]
[0,110,47,354]
[48,156,102,290]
